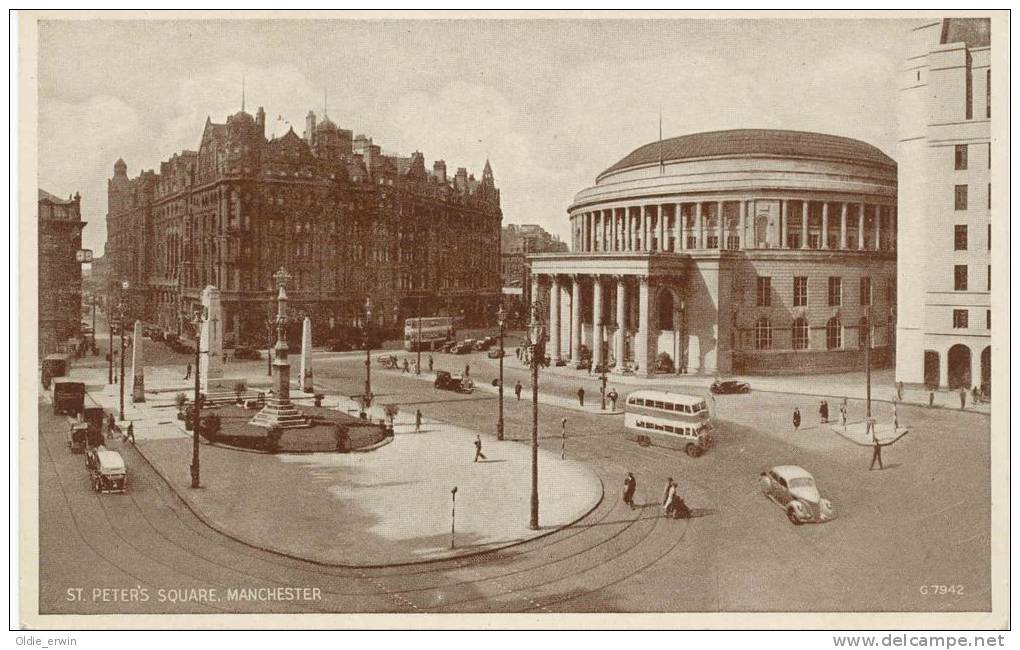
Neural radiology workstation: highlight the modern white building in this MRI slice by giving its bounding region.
[896,18,991,392]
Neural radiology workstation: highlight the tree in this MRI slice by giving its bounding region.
[383,403,400,427]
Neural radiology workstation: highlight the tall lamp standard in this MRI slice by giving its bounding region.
[190,307,209,489]
[527,299,546,530]
[264,307,274,377]
[363,297,373,409]
[496,303,506,440]
[119,310,127,420]
[416,294,423,375]
[864,305,872,418]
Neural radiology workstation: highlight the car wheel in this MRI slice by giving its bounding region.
[786,506,803,525]
[685,443,701,458]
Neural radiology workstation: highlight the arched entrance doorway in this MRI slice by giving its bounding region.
[981,346,991,396]
[947,344,971,389]
[923,350,940,388]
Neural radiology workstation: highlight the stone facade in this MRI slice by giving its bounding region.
[106,107,502,345]
[896,18,992,391]
[531,129,897,377]
[39,189,86,356]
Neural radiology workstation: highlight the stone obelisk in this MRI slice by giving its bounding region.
[301,316,313,393]
[199,285,224,391]
[130,320,145,403]
[251,268,308,429]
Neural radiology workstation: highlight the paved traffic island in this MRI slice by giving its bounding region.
[133,397,602,567]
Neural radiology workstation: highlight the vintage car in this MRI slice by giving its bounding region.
[711,379,751,394]
[451,340,476,355]
[759,465,834,525]
[232,346,262,360]
[86,446,127,494]
[474,337,496,351]
[486,348,505,359]
[434,370,474,393]
[377,354,399,369]
[68,419,90,454]
[440,340,458,353]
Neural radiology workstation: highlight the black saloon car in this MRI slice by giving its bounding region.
[710,379,751,394]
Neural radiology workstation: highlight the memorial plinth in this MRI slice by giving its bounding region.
[251,268,309,429]
[131,320,145,402]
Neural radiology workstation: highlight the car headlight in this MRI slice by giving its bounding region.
[820,498,833,514]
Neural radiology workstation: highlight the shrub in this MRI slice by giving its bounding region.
[175,392,189,413]
[383,403,400,426]
[200,414,221,440]
[655,352,674,372]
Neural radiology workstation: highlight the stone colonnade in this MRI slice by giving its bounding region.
[571,199,896,253]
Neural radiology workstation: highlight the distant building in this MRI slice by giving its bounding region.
[501,224,567,324]
[105,105,502,344]
[896,18,992,393]
[530,129,897,376]
[38,189,86,356]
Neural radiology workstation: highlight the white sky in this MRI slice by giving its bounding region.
[36,17,916,254]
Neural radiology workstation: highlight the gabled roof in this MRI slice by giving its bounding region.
[39,189,75,205]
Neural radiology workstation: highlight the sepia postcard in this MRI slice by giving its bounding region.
[15,9,1010,631]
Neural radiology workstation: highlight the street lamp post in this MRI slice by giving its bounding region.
[107,300,114,385]
[528,299,546,530]
[497,304,506,440]
[191,307,209,489]
[865,305,872,418]
[416,295,423,375]
[363,297,373,409]
[119,320,126,420]
[600,362,608,410]
[265,307,274,377]
[91,296,97,354]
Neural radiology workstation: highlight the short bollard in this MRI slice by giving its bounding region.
[450,486,458,549]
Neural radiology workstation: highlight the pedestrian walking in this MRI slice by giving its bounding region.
[514,380,523,401]
[819,400,829,424]
[428,354,434,372]
[623,472,637,508]
[959,386,966,410]
[126,422,135,444]
[840,404,848,431]
[929,390,935,407]
[402,358,410,374]
[663,480,677,518]
[608,388,619,411]
[473,434,486,462]
[184,362,192,380]
[896,381,904,402]
[869,433,885,471]
[577,387,585,407]
[971,385,980,404]
[223,351,230,364]
[415,409,422,432]
[792,407,801,432]
[464,363,470,378]
[893,403,899,431]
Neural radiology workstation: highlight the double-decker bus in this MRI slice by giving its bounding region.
[624,390,713,457]
[404,316,456,351]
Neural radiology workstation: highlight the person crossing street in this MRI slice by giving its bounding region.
[473,434,486,462]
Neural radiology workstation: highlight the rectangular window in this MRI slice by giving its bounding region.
[955,144,968,170]
[726,235,739,250]
[828,277,842,306]
[954,225,968,250]
[793,276,808,307]
[756,276,771,307]
[987,265,991,291]
[954,265,968,291]
[986,309,991,330]
[955,185,968,210]
[787,233,801,249]
[706,235,719,249]
[953,309,968,329]
[859,277,872,306]
[988,183,991,209]
[987,69,991,118]
[987,224,991,250]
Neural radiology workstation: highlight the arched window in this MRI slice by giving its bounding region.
[792,317,809,350]
[754,317,772,350]
[826,317,842,350]
[858,316,870,348]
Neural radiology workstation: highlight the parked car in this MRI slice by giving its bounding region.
[711,379,751,394]
[434,370,474,393]
[86,446,127,494]
[759,465,834,525]
[232,346,262,360]
[452,340,475,354]
[487,348,505,359]
[475,337,496,351]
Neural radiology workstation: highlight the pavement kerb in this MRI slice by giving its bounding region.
[119,386,605,570]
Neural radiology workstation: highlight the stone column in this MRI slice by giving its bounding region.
[530,273,541,310]
[570,275,582,363]
[549,275,561,363]
[858,203,866,250]
[739,200,747,249]
[658,205,666,251]
[840,203,848,250]
[637,276,650,375]
[675,204,684,250]
[781,200,788,248]
[611,209,618,251]
[131,320,145,403]
[642,206,650,251]
[696,202,705,249]
[970,346,982,392]
[821,202,829,249]
[199,285,224,391]
[875,206,883,251]
[716,201,724,249]
[300,316,313,392]
[592,276,604,371]
[614,276,627,373]
[602,210,609,251]
[624,209,632,251]
[801,201,809,249]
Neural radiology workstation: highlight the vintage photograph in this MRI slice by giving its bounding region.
[18,10,1008,630]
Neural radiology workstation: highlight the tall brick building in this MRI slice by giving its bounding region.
[531,129,897,377]
[38,189,86,356]
[105,106,502,344]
